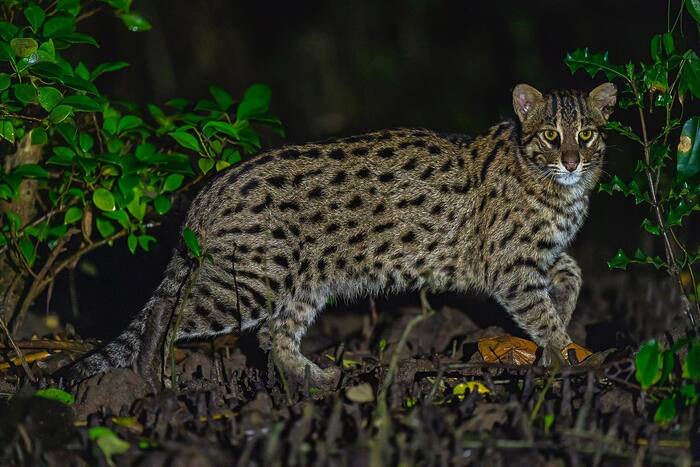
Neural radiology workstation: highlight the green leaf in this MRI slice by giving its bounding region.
[0,42,16,64]
[49,104,72,123]
[237,83,272,120]
[169,131,201,152]
[564,48,626,81]
[24,3,46,33]
[18,237,36,267]
[14,83,37,104]
[31,127,47,145]
[117,115,143,133]
[102,0,132,10]
[127,233,137,254]
[119,12,152,32]
[138,234,156,252]
[681,51,700,99]
[687,0,700,24]
[209,85,233,111]
[183,227,202,258]
[654,396,677,425]
[62,75,99,95]
[605,121,642,144]
[203,120,239,139]
[61,94,101,112]
[91,61,129,80]
[60,32,98,47]
[64,206,82,224]
[103,209,129,229]
[34,388,74,405]
[681,383,699,405]
[88,426,131,465]
[47,146,75,165]
[1,120,15,143]
[13,164,48,178]
[93,188,115,212]
[667,199,693,226]
[641,218,660,236]
[10,37,38,58]
[37,86,63,112]
[660,350,675,384]
[0,22,19,42]
[677,117,700,180]
[198,158,214,174]
[0,73,10,91]
[635,340,663,390]
[607,249,630,270]
[57,0,80,15]
[163,173,184,192]
[79,132,94,152]
[683,341,700,381]
[37,40,55,63]
[95,216,115,238]
[153,194,171,215]
[662,32,675,55]
[42,15,76,38]
[650,34,662,62]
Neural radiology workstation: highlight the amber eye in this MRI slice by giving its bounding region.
[579,129,594,141]
[542,129,559,142]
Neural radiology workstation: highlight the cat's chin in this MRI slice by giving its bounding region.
[555,172,582,186]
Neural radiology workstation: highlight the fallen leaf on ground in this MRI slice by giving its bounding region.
[453,381,490,399]
[562,342,593,364]
[346,383,374,403]
[478,335,537,365]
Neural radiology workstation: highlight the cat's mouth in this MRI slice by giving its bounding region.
[545,162,584,186]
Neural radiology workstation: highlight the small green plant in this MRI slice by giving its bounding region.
[0,1,282,335]
[634,339,700,425]
[565,1,700,330]
[565,0,700,426]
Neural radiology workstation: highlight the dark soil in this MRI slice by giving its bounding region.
[0,274,697,466]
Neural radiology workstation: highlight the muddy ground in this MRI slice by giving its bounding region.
[0,270,697,466]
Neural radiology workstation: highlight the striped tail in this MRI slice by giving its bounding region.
[60,253,190,384]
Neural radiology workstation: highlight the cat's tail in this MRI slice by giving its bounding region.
[59,252,191,384]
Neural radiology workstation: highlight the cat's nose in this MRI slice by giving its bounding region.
[561,152,579,172]
[563,161,578,172]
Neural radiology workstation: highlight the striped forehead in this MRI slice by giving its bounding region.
[545,90,592,126]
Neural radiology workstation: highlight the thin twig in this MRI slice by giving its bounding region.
[0,317,35,382]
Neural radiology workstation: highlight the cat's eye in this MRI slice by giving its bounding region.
[578,129,594,141]
[542,129,559,142]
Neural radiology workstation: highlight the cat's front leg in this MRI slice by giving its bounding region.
[495,263,572,364]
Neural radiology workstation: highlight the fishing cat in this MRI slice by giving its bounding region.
[65,83,616,388]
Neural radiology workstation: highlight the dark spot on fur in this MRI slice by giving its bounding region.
[329,148,345,160]
[331,171,347,184]
[346,195,363,209]
[401,231,416,243]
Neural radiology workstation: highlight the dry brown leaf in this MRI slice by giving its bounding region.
[562,342,593,365]
[477,335,537,365]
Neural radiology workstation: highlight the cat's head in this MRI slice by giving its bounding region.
[512,83,616,188]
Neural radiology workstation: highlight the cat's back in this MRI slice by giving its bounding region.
[186,128,479,238]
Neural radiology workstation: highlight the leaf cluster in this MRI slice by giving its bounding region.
[635,339,700,425]
[0,1,281,279]
[565,3,700,313]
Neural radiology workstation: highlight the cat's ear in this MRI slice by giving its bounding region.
[512,84,544,123]
[587,82,617,121]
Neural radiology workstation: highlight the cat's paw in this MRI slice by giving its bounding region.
[310,365,341,390]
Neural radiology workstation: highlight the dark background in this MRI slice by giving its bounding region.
[45,1,695,343]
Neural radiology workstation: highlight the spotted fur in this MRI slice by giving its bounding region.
[66,83,616,386]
